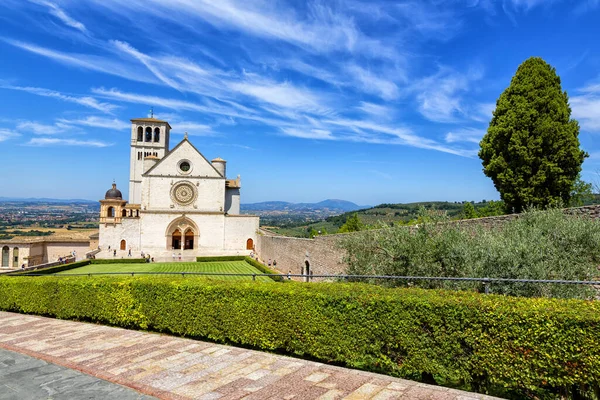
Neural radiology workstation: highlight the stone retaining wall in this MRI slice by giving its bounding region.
[256,204,600,278]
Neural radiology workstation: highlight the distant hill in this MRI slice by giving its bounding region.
[0,197,97,203]
[241,199,370,213]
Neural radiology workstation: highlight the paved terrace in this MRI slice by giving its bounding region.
[0,312,500,400]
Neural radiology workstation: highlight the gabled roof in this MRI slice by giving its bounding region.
[143,136,224,177]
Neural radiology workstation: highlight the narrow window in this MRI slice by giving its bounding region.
[145,127,152,142]
[154,127,160,142]
[137,127,143,141]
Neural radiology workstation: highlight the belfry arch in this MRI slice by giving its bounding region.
[166,217,199,251]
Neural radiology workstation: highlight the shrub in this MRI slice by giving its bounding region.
[0,276,597,399]
[341,208,600,298]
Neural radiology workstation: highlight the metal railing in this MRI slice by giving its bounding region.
[11,271,600,293]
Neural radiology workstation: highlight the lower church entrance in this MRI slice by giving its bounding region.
[166,217,199,251]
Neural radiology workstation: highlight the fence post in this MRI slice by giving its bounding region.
[484,278,490,294]
[252,274,256,281]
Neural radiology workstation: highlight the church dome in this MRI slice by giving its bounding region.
[105,183,122,200]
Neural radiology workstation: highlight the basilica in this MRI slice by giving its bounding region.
[98,117,259,258]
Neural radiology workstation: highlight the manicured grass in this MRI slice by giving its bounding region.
[57,261,273,282]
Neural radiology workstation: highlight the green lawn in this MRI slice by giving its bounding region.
[57,261,273,282]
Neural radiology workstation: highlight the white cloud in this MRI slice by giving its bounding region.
[1,84,118,113]
[345,64,400,100]
[170,122,213,135]
[571,94,600,132]
[56,116,129,130]
[25,137,112,147]
[0,129,20,142]
[28,0,87,32]
[3,39,156,84]
[281,128,335,140]
[229,80,329,112]
[16,121,66,135]
[411,66,483,123]
[356,102,394,119]
[445,128,486,144]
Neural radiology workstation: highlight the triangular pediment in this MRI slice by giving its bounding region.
[144,138,223,178]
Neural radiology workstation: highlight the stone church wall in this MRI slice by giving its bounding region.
[223,215,259,251]
[257,204,600,278]
[46,241,90,262]
[100,219,141,252]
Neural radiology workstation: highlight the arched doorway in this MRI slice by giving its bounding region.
[120,240,126,250]
[1,246,9,267]
[246,238,254,250]
[166,217,199,251]
[107,207,115,217]
[172,230,182,250]
[184,229,194,250]
[13,247,19,268]
[304,260,311,282]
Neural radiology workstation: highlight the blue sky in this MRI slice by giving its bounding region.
[1,0,599,205]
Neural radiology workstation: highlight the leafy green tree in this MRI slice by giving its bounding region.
[338,213,363,233]
[477,200,506,217]
[569,174,593,207]
[462,202,478,219]
[479,57,588,213]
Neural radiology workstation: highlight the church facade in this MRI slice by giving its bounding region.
[98,117,259,258]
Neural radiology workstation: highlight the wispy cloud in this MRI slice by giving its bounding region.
[0,129,20,142]
[56,116,129,130]
[356,102,394,119]
[411,66,483,123]
[1,84,117,113]
[2,39,156,84]
[28,0,87,32]
[170,121,214,135]
[16,121,66,135]
[571,95,600,132]
[25,137,112,147]
[445,128,486,144]
[345,64,400,100]
[281,128,335,140]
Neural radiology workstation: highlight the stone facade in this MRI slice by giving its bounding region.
[98,118,259,259]
[0,239,90,269]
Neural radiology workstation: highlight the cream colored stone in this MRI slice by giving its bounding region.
[98,118,259,258]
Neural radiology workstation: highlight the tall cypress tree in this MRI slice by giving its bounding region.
[479,57,587,213]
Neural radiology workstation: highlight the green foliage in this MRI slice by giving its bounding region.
[341,208,600,299]
[476,200,506,217]
[338,213,364,233]
[0,277,598,399]
[479,57,588,213]
[196,256,245,262]
[570,174,594,207]
[462,202,478,219]
[90,258,147,264]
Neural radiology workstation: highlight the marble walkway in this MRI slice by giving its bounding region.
[0,312,501,400]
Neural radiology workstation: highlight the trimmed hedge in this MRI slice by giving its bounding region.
[0,276,597,399]
[196,256,246,262]
[11,258,148,276]
[195,256,283,282]
[91,258,147,264]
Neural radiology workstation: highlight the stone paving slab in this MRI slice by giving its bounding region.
[0,347,156,400]
[0,312,502,400]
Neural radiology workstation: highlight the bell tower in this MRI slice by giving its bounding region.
[129,116,171,204]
